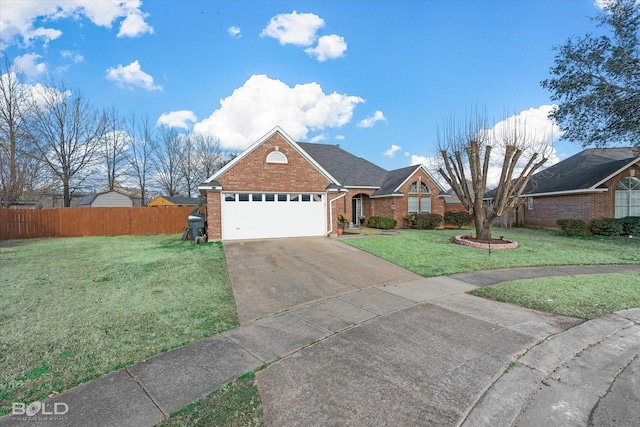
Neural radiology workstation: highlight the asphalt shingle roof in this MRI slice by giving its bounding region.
[297,142,426,196]
[297,142,388,187]
[372,166,416,196]
[78,193,98,206]
[524,147,638,195]
[163,196,200,205]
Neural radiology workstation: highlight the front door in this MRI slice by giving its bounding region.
[352,196,362,226]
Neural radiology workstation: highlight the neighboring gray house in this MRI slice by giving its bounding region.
[78,191,133,208]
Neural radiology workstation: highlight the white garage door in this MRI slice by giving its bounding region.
[222,192,327,240]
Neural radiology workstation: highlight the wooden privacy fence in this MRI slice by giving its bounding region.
[0,207,194,240]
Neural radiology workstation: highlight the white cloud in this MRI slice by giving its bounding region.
[157,110,197,129]
[1,73,69,111]
[0,0,153,47]
[383,144,402,158]
[14,53,46,76]
[357,110,386,128]
[335,135,345,140]
[105,60,162,91]
[228,26,241,37]
[60,50,84,63]
[305,34,347,61]
[260,11,324,46]
[117,10,154,38]
[194,74,364,151]
[309,133,328,143]
[480,105,561,188]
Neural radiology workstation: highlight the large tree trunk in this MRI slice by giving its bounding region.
[476,219,494,241]
[63,179,71,207]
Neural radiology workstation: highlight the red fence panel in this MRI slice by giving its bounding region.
[0,207,195,240]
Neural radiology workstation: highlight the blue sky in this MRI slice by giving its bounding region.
[1,0,606,175]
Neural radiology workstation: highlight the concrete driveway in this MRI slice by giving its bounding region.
[223,237,421,323]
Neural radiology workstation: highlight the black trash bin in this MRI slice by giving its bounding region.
[187,213,207,243]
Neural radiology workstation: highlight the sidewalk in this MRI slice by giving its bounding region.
[1,265,639,426]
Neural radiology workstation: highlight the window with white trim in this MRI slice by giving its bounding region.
[615,177,640,218]
[528,197,534,210]
[266,150,288,164]
[408,181,431,214]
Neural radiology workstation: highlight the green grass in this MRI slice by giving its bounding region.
[158,372,265,427]
[470,273,640,319]
[344,228,640,277]
[0,235,238,416]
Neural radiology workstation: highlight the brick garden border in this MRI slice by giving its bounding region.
[454,234,518,250]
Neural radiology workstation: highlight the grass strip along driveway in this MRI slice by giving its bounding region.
[0,235,238,416]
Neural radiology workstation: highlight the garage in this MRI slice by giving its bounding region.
[221,192,327,240]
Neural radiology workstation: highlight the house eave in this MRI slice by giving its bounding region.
[524,188,610,198]
[345,185,381,190]
[198,184,222,191]
[370,192,404,199]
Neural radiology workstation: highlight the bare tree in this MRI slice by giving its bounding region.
[191,132,225,182]
[99,107,128,191]
[26,79,106,207]
[438,110,552,241]
[178,133,198,197]
[153,126,183,196]
[0,54,43,206]
[125,114,156,205]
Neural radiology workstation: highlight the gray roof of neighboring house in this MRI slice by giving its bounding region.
[78,193,98,206]
[523,147,639,195]
[163,196,200,205]
[298,142,427,196]
[78,191,132,206]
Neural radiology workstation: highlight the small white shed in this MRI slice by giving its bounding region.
[78,191,133,207]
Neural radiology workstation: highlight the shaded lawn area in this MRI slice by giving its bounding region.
[0,235,238,416]
[470,273,640,320]
[343,228,640,277]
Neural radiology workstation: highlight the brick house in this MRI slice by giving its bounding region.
[520,147,640,228]
[198,126,446,241]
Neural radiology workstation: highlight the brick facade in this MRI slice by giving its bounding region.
[203,130,449,240]
[524,164,640,228]
[205,132,333,240]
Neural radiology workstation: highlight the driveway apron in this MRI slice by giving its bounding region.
[224,237,421,324]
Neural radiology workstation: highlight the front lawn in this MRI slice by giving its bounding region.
[344,228,640,276]
[470,273,640,319]
[0,235,238,416]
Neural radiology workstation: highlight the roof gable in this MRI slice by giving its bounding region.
[371,164,446,197]
[199,126,339,188]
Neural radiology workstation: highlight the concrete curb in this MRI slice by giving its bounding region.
[462,308,640,427]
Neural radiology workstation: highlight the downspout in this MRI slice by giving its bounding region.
[328,192,347,235]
